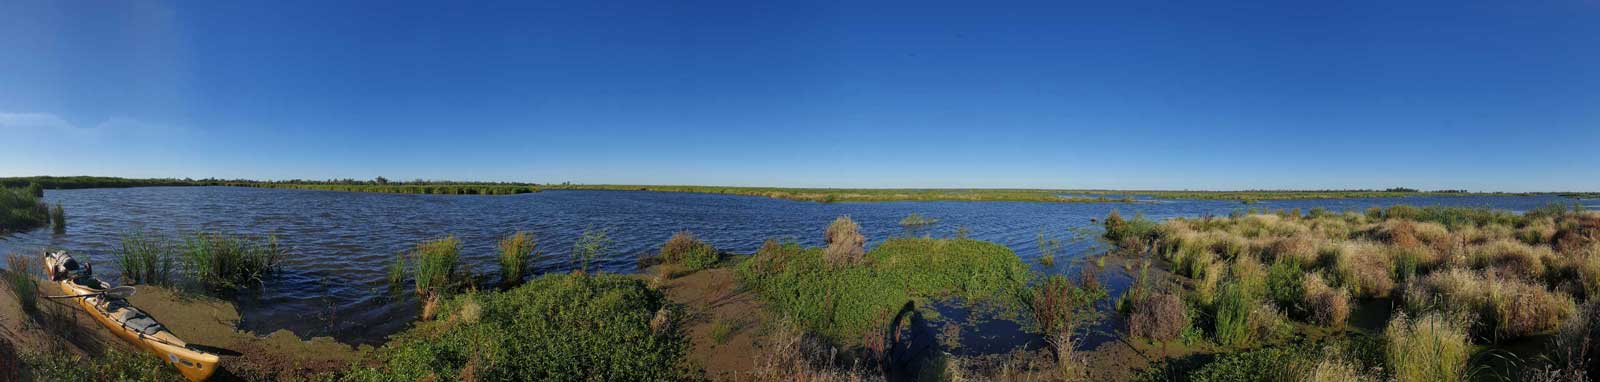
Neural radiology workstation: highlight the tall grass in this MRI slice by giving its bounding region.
[497,231,536,286]
[1384,312,1472,382]
[49,203,64,234]
[412,235,460,297]
[117,230,175,285]
[181,232,283,290]
[1212,281,1255,348]
[4,254,39,315]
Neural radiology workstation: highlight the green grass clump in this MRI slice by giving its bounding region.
[658,231,719,270]
[181,232,283,290]
[49,202,64,234]
[342,273,695,382]
[708,319,734,344]
[0,186,48,233]
[386,252,406,288]
[1185,345,1307,382]
[497,231,537,286]
[1104,209,1158,250]
[738,236,1028,342]
[1384,312,1472,382]
[1212,281,1256,348]
[412,235,461,297]
[4,254,39,315]
[20,348,183,382]
[116,230,175,285]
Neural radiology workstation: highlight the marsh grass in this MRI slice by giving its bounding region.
[181,232,283,290]
[4,254,39,315]
[497,231,536,286]
[49,203,64,234]
[824,215,866,267]
[386,252,406,288]
[117,230,175,285]
[412,235,461,297]
[1385,312,1472,382]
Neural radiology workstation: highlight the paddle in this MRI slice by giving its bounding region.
[45,285,137,299]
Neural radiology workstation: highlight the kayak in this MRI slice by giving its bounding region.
[43,251,220,381]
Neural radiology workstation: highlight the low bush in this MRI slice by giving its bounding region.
[1185,345,1305,382]
[658,231,719,270]
[1384,312,1472,382]
[343,273,696,381]
[20,348,182,382]
[1302,273,1350,327]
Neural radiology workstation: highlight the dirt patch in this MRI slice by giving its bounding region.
[650,265,771,381]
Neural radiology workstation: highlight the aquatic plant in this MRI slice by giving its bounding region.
[1385,312,1472,382]
[4,254,39,315]
[658,231,719,270]
[180,232,283,290]
[116,230,175,285]
[25,182,43,198]
[49,203,64,234]
[342,273,696,381]
[411,235,460,297]
[497,231,537,286]
[572,227,612,273]
[1127,291,1187,341]
[1027,274,1108,339]
[823,215,866,267]
[386,252,405,288]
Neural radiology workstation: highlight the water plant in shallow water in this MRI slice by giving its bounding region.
[117,230,175,285]
[49,202,64,234]
[180,232,283,290]
[573,227,612,273]
[658,230,719,271]
[0,186,48,232]
[411,235,460,297]
[497,231,537,286]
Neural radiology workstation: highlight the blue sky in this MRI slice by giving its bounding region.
[2,1,1596,191]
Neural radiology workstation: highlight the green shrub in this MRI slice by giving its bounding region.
[343,273,694,382]
[412,235,460,296]
[659,231,718,270]
[1185,345,1306,382]
[117,230,175,285]
[1384,312,1472,382]
[497,231,537,286]
[181,232,283,290]
[0,187,48,232]
[1265,258,1303,313]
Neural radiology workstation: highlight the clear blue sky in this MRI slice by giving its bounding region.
[2,1,1596,191]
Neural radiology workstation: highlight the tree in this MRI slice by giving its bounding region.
[375,176,389,185]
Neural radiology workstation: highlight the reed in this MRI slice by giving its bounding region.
[181,232,283,290]
[4,254,39,315]
[0,186,48,232]
[49,203,64,233]
[497,231,537,286]
[412,235,461,296]
[116,230,175,285]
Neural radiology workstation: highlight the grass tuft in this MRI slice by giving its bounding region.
[497,231,537,286]
[659,231,719,270]
[117,230,175,285]
[412,235,460,297]
[4,254,39,315]
[1384,312,1472,382]
[181,232,283,290]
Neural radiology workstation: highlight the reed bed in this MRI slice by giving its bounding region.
[412,235,461,297]
[0,186,48,232]
[181,232,284,290]
[49,203,64,233]
[116,230,175,285]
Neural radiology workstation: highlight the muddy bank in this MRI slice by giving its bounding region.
[1,271,368,380]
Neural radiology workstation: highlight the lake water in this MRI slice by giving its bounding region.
[1,186,1590,346]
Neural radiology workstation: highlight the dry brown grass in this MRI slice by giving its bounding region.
[1404,267,1575,341]
[1331,241,1395,298]
[748,319,882,382]
[1302,273,1350,327]
[1468,238,1551,280]
[824,216,866,268]
[1127,291,1187,341]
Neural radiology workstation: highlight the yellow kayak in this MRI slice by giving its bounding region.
[43,251,221,381]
